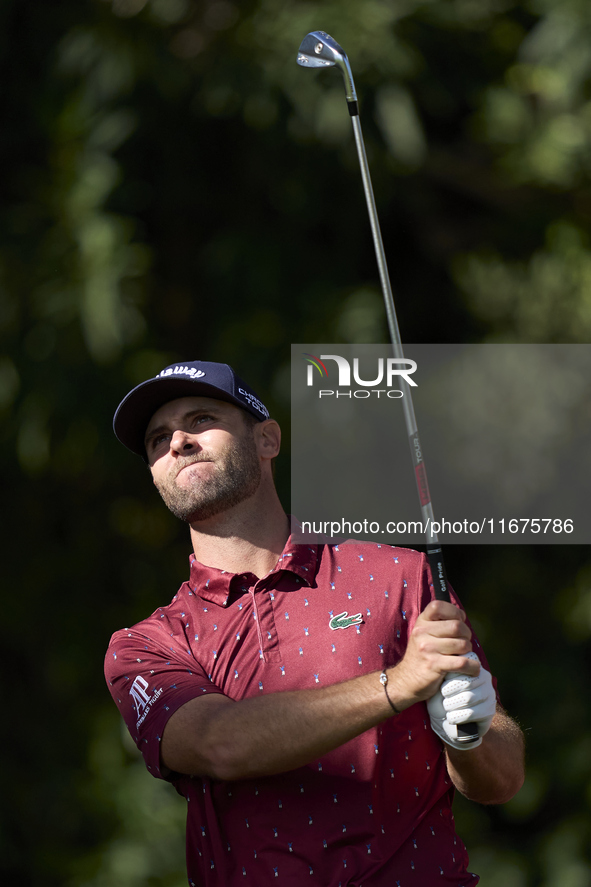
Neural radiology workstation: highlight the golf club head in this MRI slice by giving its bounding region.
[297,31,357,103]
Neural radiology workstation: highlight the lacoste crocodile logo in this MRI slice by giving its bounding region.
[329,611,363,631]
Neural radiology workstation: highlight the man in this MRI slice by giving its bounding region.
[105,359,524,887]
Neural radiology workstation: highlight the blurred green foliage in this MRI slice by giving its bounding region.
[1,0,591,884]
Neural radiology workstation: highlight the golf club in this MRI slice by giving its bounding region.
[297,30,479,743]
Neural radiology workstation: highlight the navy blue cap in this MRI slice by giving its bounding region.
[113,360,270,457]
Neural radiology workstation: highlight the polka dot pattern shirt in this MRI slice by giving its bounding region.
[105,540,489,886]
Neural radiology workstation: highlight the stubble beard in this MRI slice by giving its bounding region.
[153,430,262,523]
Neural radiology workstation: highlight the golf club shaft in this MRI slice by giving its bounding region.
[349,102,479,743]
[296,30,479,743]
[349,111,449,598]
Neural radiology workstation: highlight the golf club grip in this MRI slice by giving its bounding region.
[426,548,480,744]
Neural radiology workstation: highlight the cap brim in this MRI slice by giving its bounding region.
[113,376,258,457]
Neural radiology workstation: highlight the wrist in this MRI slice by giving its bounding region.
[379,667,417,715]
[379,670,400,715]
[380,665,418,714]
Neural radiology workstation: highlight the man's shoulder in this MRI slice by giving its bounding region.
[312,542,427,594]
[320,541,425,567]
[106,583,191,653]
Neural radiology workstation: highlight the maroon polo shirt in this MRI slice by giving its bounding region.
[105,539,490,886]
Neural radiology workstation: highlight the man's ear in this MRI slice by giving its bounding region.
[255,419,281,460]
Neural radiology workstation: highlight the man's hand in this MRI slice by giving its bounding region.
[387,600,479,710]
[426,652,496,750]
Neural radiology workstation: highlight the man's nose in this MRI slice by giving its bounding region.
[170,429,199,454]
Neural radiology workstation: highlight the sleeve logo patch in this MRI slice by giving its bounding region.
[130,675,164,728]
[329,611,363,631]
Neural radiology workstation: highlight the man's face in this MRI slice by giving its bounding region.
[145,396,262,523]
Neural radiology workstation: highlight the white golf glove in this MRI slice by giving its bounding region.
[426,652,496,750]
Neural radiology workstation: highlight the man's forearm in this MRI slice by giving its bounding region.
[445,706,525,804]
[163,668,394,780]
[161,601,481,780]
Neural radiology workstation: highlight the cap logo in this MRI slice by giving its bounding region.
[158,366,205,379]
[238,387,269,418]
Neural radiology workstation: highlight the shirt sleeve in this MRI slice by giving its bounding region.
[104,624,226,780]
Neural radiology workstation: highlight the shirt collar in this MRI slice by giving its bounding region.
[188,537,321,606]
